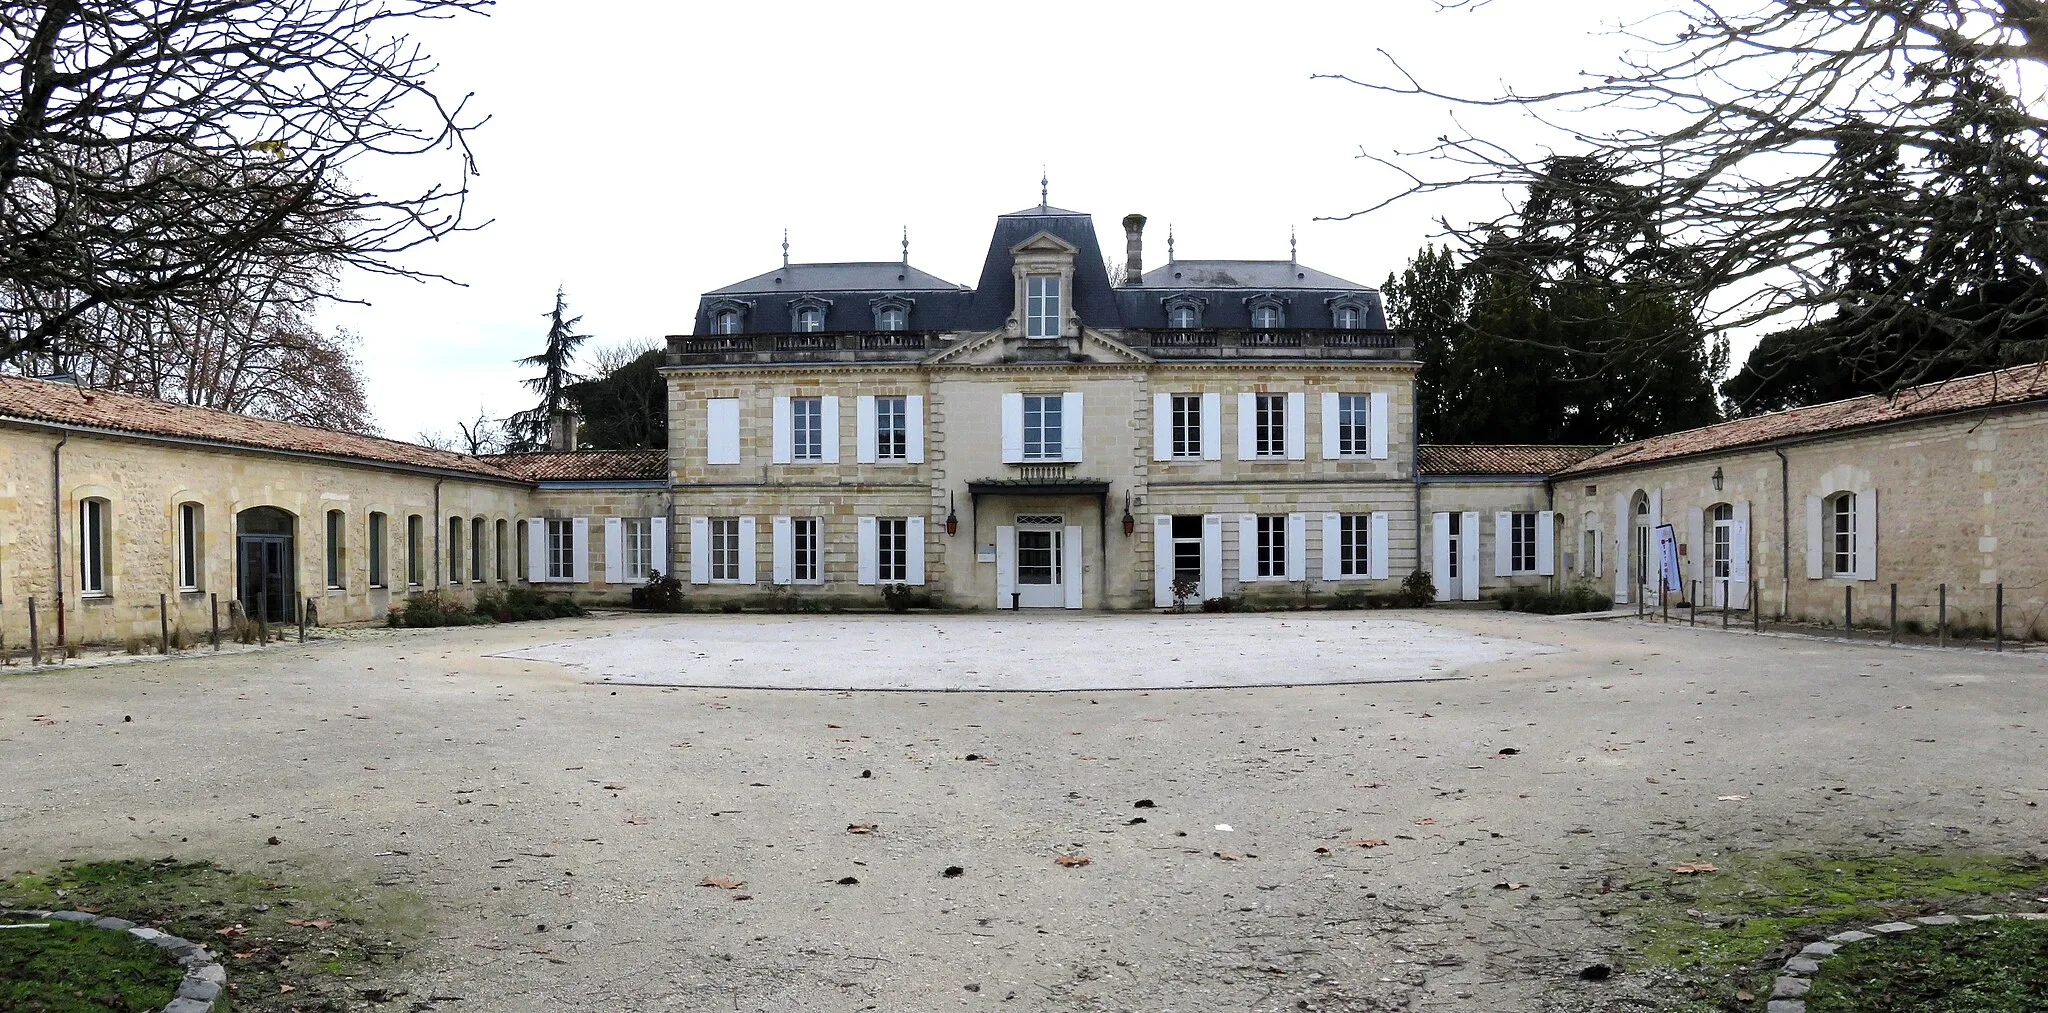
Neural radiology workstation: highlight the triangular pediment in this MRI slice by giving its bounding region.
[923,326,1153,366]
[1010,230,1080,256]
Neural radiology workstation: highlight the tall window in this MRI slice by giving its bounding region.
[1254,393,1286,458]
[792,517,822,582]
[794,307,824,332]
[1171,516,1202,585]
[874,396,908,461]
[447,516,464,584]
[713,310,741,334]
[406,515,424,586]
[1026,275,1061,337]
[1631,494,1650,592]
[877,518,909,583]
[791,396,824,461]
[1446,511,1463,580]
[1022,393,1063,460]
[470,518,485,582]
[369,512,387,588]
[1255,514,1286,579]
[1510,512,1537,573]
[1333,306,1360,329]
[79,498,108,596]
[624,518,653,581]
[495,519,509,581]
[1251,304,1282,330]
[177,502,203,591]
[1830,492,1857,576]
[326,509,346,589]
[547,519,574,581]
[1338,514,1371,578]
[1169,305,1198,329]
[876,307,906,331]
[1336,393,1370,457]
[1710,503,1734,579]
[1170,393,1202,459]
[710,518,741,581]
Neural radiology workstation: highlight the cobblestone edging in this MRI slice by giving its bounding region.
[34,910,226,1012]
[1764,911,2048,1012]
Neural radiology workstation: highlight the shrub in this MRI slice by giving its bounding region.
[881,583,915,613]
[1200,596,1236,613]
[1329,590,1368,610]
[719,600,744,614]
[1496,581,1613,615]
[1400,570,1436,607]
[641,570,685,613]
[1167,578,1200,612]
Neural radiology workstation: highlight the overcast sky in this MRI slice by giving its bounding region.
[321,0,1657,440]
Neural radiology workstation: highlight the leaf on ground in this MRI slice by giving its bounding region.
[285,918,335,929]
[1494,881,1527,891]
[215,924,248,937]
[1415,818,1436,825]
[1736,990,1754,1001]
[846,823,879,834]
[1347,839,1389,849]
[698,876,744,890]
[1670,862,1719,875]
[1054,855,1091,868]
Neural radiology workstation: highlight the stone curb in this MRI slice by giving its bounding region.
[25,909,226,1011]
[1763,911,2048,1011]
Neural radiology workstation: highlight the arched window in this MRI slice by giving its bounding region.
[406,515,424,586]
[495,519,509,581]
[368,512,388,588]
[713,310,742,334]
[471,517,486,582]
[448,516,465,584]
[1708,503,1733,579]
[794,307,824,332]
[326,509,347,589]
[1169,305,1198,329]
[1251,304,1283,330]
[1828,492,1857,576]
[1631,492,1652,596]
[177,502,204,591]
[1333,306,1360,329]
[876,307,906,331]
[79,497,110,596]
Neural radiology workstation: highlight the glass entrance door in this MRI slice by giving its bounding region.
[237,535,293,622]
[1014,527,1064,608]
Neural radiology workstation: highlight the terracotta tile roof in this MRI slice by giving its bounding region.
[0,374,526,480]
[1561,362,2048,477]
[1418,444,1609,476]
[483,450,668,482]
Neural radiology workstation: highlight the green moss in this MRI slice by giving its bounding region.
[0,918,182,1012]
[1613,852,2048,1012]
[1807,919,2048,1013]
[0,859,430,1013]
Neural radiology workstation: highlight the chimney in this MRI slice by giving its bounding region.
[548,409,580,452]
[1122,213,1146,287]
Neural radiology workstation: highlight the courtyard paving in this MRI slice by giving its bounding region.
[2,611,2046,1012]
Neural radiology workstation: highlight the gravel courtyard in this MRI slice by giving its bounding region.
[3,611,2046,1012]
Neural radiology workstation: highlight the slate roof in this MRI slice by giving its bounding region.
[706,262,966,295]
[1418,444,1608,476]
[483,450,668,482]
[0,374,525,480]
[1561,362,2048,477]
[692,261,973,334]
[1139,260,1368,290]
[963,204,1123,330]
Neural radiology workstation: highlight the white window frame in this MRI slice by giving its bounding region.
[710,517,742,582]
[1170,393,1202,460]
[546,518,575,582]
[624,517,653,582]
[1336,393,1370,457]
[177,502,202,591]
[1026,275,1061,337]
[713,310,742,334]
[1710,503,1734,580]
[1255,514,1286,579]
[792,517,822,582]
[794,307,824,333]
[1334,305,1360,329]
[791,396,824,461]
[1169,305,1198,329]
[1446,511,1463,581]
[877,517,909,583]
[1251,304,1282,330]
[874,396,908,461]
[1510,512,1538,574]
[1338,514,1371,578]
[79,498,108,597]
[1253,393,1286,459]
[1022,393,1063,460]
[876,307,906,331]
[1830,492,1856,577]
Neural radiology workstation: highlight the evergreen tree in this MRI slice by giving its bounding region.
[506,288,590,451]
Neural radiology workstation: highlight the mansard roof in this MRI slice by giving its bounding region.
[963,204,1123,330]
[1139,260,1368,290]
[706,262,966,295]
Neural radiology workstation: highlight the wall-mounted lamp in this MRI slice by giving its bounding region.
[1711,467,1724,492]
[1121,492,1135,537]
[945,491,959,537]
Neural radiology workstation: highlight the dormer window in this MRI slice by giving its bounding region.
[789,295,832,333]
[870,295,913,331]
[1251,304,1284,329]
[877,307,905,331]
[1026,275,1062,337]
[1327,294,1371,330]
[1162,295,1206,330]
[713,310,742,334]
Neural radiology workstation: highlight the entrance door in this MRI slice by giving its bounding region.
[1014,525,1065,608]
[235,506,297,623]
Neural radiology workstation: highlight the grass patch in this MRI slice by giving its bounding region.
[0,918,182,1012]
[1613,851,2048,1011]
[0,858,430,1012]
[1806,919,2048,1013]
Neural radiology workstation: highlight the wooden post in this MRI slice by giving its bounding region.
[1689,580,1697,626]
[1721,579,1730,629]
[159,593,170,654]
[257,607,267,647]
[1889,583,1898,646]
[1844,585,1853,639]
[1637,583,1644,618]
[1938,584,1948,648]
[1995,584,2004,653]
[298,597,307,643]
[1661,585,1669,623]
[1753,583,1761,632]
[27,596,39,667]
[210,594,219,650]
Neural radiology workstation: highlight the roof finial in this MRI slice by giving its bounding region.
[1040,165,1048,209]
[1167,223,1175,263]
[782,228,790,269]
[1289,225,1297,264]
[902,225,909,265]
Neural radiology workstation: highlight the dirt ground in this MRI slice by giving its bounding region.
[2,611,2045,1012]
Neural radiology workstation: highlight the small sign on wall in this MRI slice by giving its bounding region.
[977,543,997,563]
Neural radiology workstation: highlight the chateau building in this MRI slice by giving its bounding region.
[1,197,2044,649]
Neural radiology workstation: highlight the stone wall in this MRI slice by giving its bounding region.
[1417,479,1568,599]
